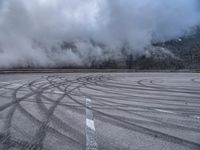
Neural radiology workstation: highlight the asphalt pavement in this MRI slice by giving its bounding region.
[0,73,199,150]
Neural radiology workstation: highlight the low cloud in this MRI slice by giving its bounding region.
[0,0,199,68]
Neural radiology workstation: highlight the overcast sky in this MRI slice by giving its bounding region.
[0,0,200,67]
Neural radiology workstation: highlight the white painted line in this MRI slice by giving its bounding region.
[0,82,10,84]
[53,90,65,94]
[0,79,26,84]
[86,98,91,103]
[7,83,22,88]
[87,119,96,131]
[36,81,47,84]
[194,115,200,119]
[155,109,175,114]
[86,98,98,150]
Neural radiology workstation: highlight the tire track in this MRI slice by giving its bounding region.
[28,76,86,149]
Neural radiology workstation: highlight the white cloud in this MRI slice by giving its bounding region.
[0,0,199,67]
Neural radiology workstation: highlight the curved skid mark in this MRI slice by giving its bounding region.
[17,104,84,147]
[28,76,85,148]
[67,76,200,149]
[0,74,199,150]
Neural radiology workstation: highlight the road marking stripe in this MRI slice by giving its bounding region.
[193,115,200,119]
[7,84,22,88]
[87,119,95,131]
[0,82,10,84]
[0,79,27,84]
[53,90,65,94]
[155,109,175,114]
[86,98,98,150]
[86,98,91,103]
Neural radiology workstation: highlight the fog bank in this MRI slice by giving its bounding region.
[0,0,199,68]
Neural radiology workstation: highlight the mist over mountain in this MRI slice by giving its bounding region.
[0,0,200,68]
[152,26,200,69]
